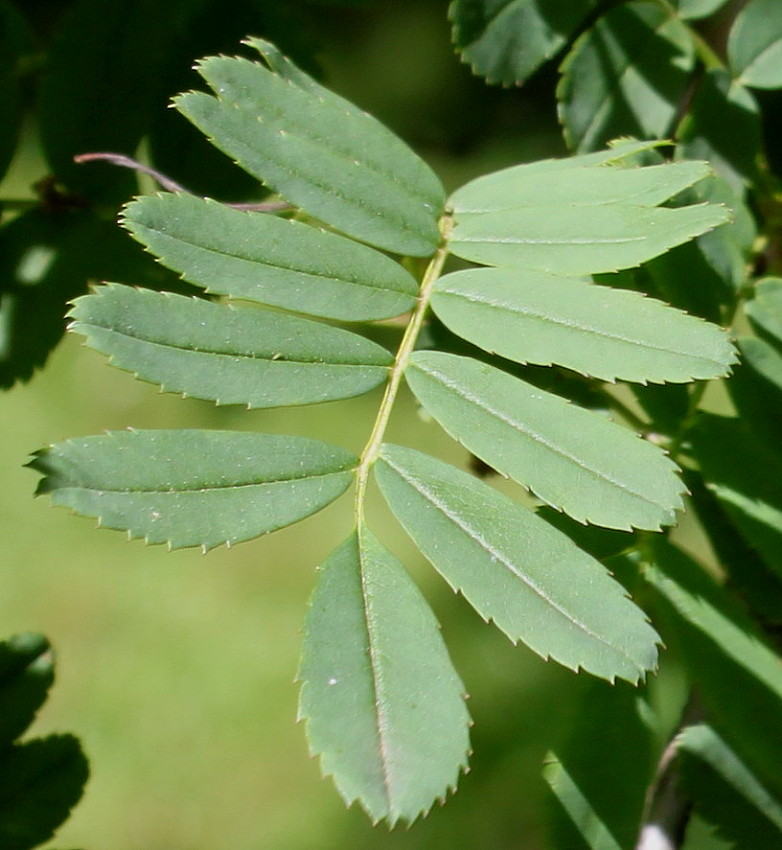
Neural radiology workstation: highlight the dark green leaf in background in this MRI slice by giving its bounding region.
[376,444,660,683]
[0,634,53,747]
[544,679,655,850]
[298,530,470,825]
[675,0,731,19]
[728,0,782,90]
[558,1,694,153]
[449,0,596,86]
[175,41,444,256]
[431,268,735,383]
[30,430,357,550]
[406,351,685,530]
[728,336,782,448]
[678,724,782,849]
[0,735,88,850]
[69,284,392,408]
[123,194,418,321]
[746,277,782,343]
[0,0,33,182]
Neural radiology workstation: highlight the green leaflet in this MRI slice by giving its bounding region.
[449,159,712,219]
[298,530,470,825]
[678,725,782,849]
[0,634,53,748]
[557,1,694,152]
[30,430,357,550]
[123,194,418,322]
[0,1,32,183]
[728,0,782,89]
[675,0,731,18]
[746,277,782,343]
[449,0,596,86]
[431,268,735,383]
[406,352,685,530]
[69,284,392,408]
[174,43,444,256]
[375,444,660,683]
[448,202,730,275]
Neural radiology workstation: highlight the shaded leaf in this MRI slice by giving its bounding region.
[0,634,54,747]
[640,540,782,796]
[431,267,735,383]
[174,41,444,256]
[449,0,596,86]
[728,0,782,90]
[375,444,660,683]
[69,284,392,408]
[406,351,685,530]
[0,735,88,850]
[728,336,782,448]
[448,202,729,276]
[557,1,694,153]
[746,277,782,344]
[123,193,418,321]
[678,69,762,193]
[298,530,470,825]
[675,0,731,18]
[689,413,782,581]
[0,1,33,182]
[678,724,782,849]
[30,430,356,550]
[449,158,712,220]
[544,680,655,850]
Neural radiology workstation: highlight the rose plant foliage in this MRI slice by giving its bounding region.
[3,0,782,846]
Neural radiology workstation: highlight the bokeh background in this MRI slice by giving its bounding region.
[1,1,729,847]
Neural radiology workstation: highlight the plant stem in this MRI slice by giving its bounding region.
[354,214,453,526]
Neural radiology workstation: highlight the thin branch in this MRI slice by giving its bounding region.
[73,152,293,212]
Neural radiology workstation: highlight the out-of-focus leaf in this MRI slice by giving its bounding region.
[0,634,53,747]
[558,1,694,152]
[640,540,782,796]
[431,268,735,383]
[375,444,660,684]
[0,210,184,390]
[0,1,33,182]
[678,69,762,193]
[631,383,691,435]
[544,680,655,850]
[30,430,357,551]
[688,413,782,581]
[728,0,782,89]
[38,0,185,204]
[675,0,731,18]
[728,336,782,448]
[406,351,685,530]
[0,735,88,850]
[678,724,782,849]
[746,277,782,344]
[123,194,418,321]
[175,41,444,256]
[449,158,711,220]
[449,0,596,86]
[69,284,391,408]
[298,530,470,825]
[448,202,729,275]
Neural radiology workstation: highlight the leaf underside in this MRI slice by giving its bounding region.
[298,530,470,825]
[376,444,659,683]
[30,430,357,550]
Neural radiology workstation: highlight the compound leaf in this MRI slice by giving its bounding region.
[728,0,782,90]
[375,444,660,683]
[448,202,729,275]
[298,529,470,825]
[449,158,712,220]
[449,0,596,86]
[174,43,444,256]
[558,1,694,153]
[431,268,735,383]
[69,284,392,408]
[29,430,357,550]
[678,724,782,849]
[123,193,418,322]
[0,735,89,850]
[405,352,685,530]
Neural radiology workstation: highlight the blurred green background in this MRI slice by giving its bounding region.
[0,1,728,848]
